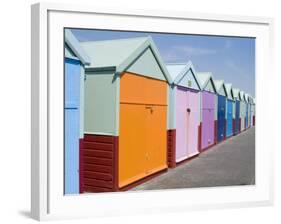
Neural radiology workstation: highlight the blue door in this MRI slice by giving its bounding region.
[235,101,240,135]
[64,58,80,194]
[226,100,233,137]
[245,103,248,128]
[217,95,226,142]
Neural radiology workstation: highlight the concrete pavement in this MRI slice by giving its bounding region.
[131,127,255,191]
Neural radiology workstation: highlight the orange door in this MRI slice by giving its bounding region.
[119,103,147,188]
[119,72,167,188]
[145,105,167,175]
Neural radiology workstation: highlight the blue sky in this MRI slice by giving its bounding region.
[71,29,255,97]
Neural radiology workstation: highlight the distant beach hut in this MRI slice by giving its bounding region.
[232,88,241,135]
[197,72,217,151]
[214,80,228,142]
[225,83,235,137]
[166,61,201,167]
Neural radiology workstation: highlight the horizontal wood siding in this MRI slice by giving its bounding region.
[167,130,176,168]
[82,134,118,192]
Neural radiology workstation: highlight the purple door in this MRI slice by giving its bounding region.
[201,91,215,150]
[176,87,200,162]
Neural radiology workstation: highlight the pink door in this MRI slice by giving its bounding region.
[176,87,200,162]
[186,91,200,158]
[176,88,188,162]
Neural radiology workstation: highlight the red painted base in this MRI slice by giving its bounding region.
[239,118,241,133]
[198,123,202,153]
[232,119,236,136]
[82,134,119,193]
[214,120,218,145]
[167,129,176,168]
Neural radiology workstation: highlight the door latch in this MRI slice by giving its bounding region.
[145,106,154,114]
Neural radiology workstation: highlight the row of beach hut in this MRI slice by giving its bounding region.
[64,30,255,194]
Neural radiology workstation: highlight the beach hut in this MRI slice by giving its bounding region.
[197,72,217,151]
[64,30,90,194]
[253,98,256,126]
[225,83,235,138]
[248,95,252,128]
[244,93,249,129]
[248,96,253,127]
[166,61,201,167]
[80,36,172,192]
[239,91,246,131]
[232,88,240,135]
[214,80,228,143]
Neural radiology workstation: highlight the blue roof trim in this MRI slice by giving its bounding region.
[65,29,90,65]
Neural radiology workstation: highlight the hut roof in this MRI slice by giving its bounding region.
[166,61,201,89]
[65,29,90,65]
[81,36,172,83]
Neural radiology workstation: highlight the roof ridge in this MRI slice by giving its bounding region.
[80,36,149,44]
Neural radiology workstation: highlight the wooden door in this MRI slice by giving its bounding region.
[186,91,200,158]
[145,105,167,175]
[217,95,226,142]
[119,104,146,188]
[226,100,233,137]
[119,72,167,188]
[175,87,188,162]
[64,58,80,194]
[201,91,215,149]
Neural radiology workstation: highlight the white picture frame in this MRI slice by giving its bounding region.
[31,2,274,221]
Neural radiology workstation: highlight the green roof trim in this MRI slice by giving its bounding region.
[214,80,228,97]
[232,88,240,100]
[197,72,218,93]
[225,83,234,100]
[166,61,202,90]
[81,36,172,83]
[65,29,90,65]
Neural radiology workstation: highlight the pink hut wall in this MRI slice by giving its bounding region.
[201,91,216,150]
[176,87,200,162]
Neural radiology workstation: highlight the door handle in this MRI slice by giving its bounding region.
[145,106,154,113]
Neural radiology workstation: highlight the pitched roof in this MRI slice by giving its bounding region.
[214,80,227,96]
[239,91,245,101]
[197,72,217,92]
[244,93,250,103]
[65,29,90,65]
[80,36,172,83]
[225,83,234,100]
[166,61,201,89]
[232,88,240,100]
